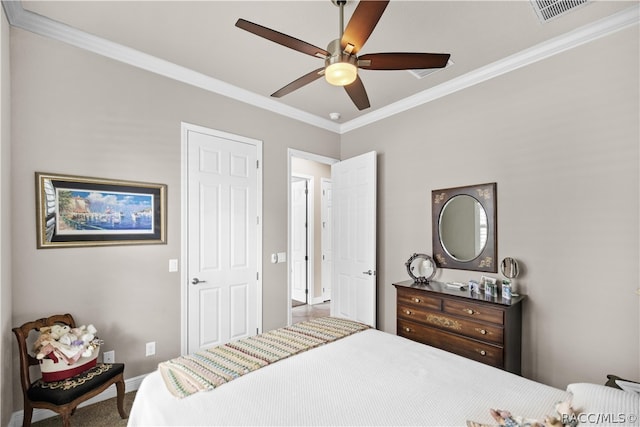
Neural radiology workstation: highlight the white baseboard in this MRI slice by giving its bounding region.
[310,296,328,305]
[8,373,147,427]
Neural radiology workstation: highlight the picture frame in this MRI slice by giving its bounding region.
[480,275,497,295]
[35,172,167,248]
[480,276,497,286]
[468,280,480,293]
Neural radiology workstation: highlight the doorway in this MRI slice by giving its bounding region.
[290,175,312,305]
[287,149,338,325]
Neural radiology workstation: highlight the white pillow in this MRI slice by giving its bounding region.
[566,383,639,426]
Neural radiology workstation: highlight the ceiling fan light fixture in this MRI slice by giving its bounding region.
[325,61,357,86]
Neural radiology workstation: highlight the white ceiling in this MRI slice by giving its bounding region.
[11,1,639,132]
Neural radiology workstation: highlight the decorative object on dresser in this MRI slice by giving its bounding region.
[480,276,497,296]
[405,253,437,283]
[432,182,497,272]
[394,280,524,374]
[501,257,521,294]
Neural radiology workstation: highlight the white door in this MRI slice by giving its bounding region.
[330,151,377,327]
[321,178,332,301]
[185,126,260,354]
[291,179,308,303]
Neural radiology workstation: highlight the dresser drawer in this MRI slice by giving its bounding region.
[397,288,441,311]
[398,319,504,368]
[443,299,504,325]
[399,304,504,345]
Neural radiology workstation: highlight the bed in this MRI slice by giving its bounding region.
[128,318,638,426]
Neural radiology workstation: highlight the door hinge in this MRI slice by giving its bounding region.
[256,160,259,168]
[304,255,308,261]
[256,272,259,280]
[257,216,260,225]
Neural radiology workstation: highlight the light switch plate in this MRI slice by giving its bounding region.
[169,259,178,272]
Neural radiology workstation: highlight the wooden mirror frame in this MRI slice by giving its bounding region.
[432,182,497,273]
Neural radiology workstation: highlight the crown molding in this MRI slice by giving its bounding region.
[1,1,341,134]
[340,3,639,134]
[2,1,638,135]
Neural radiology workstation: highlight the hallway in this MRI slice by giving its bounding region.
[292,301,330,324]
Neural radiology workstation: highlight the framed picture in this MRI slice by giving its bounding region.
[480,276,497,286]
[35,172,167,248]
[480,275,497,295]
[468,280,480,293]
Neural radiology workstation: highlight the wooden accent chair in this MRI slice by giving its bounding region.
[13,313,127,427]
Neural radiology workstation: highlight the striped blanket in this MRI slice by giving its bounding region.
[158,316,370,398]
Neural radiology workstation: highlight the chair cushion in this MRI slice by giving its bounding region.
[28,363,124,406]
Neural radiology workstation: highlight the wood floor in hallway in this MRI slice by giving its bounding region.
[292,301,330,324]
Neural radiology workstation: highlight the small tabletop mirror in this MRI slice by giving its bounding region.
[501,257,519,279]
[406,253,436,283]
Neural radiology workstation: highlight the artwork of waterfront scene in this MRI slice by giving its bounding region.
[56,188,155,234]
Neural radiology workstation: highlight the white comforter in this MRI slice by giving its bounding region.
[128,328,571,426]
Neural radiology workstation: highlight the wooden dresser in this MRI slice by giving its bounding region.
[394,280,525,374]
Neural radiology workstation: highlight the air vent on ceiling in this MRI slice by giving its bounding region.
[408,59,454,79]
[531,0,589,23]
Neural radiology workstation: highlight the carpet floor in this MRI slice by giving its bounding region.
[32,391,136,427]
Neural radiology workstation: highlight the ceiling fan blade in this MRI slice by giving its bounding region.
[358,53,450,70]
[236,19,329,58]
[341,0,389,54]
[271,68,325,98]
[344,75,370,110]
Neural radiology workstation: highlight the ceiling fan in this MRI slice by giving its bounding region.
[236,0,451,111]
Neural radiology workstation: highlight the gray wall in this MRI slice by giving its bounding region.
[9,27,340,412]
[341,25,639,389]
[1,7,13,427]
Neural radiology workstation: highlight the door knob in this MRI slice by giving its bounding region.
[191,278,206,285]
[362,270,375,276]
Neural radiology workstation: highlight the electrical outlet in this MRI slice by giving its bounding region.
[145,341,156,357]
[103,350,115,363]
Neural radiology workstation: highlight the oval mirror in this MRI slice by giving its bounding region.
[432,183,497,272]
[438,195,488,262]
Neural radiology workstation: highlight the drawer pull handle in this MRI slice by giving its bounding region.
[465,309,475,315]
[404,327,412,333]
[480,329,487,335]
[405,310,412,315]
[413,298,421,303]
[479,350,487,356]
